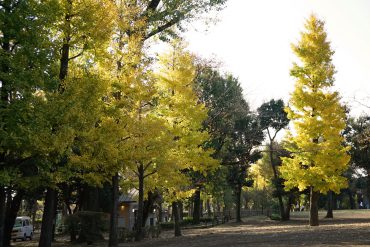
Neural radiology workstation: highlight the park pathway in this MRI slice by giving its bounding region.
[120,210,370,247]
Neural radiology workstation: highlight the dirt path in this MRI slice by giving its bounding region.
[120,210,370,247]
[13,210,370,247]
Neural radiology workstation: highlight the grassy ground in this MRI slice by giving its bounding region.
[13,209,370,247]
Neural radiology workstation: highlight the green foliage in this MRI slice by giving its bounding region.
[258,99,289,137]
[346,116,370,170]
[0,0,60,188]
[64,211,109,241]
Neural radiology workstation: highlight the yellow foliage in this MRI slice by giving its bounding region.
[280,15,350,194]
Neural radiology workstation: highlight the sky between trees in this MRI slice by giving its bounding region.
[180,0,370,117]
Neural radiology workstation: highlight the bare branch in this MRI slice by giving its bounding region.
[143,161,153,172]
[144,169,157,178]
[68,50,84,61]
[144,16,181,40]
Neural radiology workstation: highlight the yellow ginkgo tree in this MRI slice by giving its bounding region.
[154,42,218,236]
[280,15,350,226]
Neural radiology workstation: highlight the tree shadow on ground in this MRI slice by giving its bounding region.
[121,211,370,247]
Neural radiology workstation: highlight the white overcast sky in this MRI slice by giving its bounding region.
[181,0,370,117]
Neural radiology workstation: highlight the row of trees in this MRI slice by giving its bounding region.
[0,1,368,246]
[0,0,232,246]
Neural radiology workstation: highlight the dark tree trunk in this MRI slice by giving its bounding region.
[347,189,355,210]
[0,187,6,247]
[38,188,57,247]
[309,187,319,226]
[52,191,58,242]
[367,173,370,208]
[59,43,70,82]
[81,186,100,212]
[158,202,163,223]
[192,189,201,224]
[206,199,212,217]
[32,201,37,226]
[188,201,192,217]
[172,201,181,237]
[142,191,159,227]
[65,186,77,242]
[284,193,294,220]
[269,143,286,220]
[178,201,184,221]
[3,190,24,247]
[109,173,119,247]
[235,184,242,223]
[325,191,333,218]
[135,164,144,241]
[58,3,72,89]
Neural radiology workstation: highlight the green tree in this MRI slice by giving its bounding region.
[0,1,60,245]
[346,116,370,202]
[257,99,290,220]
[194,63,263,222]
[280,15,350,226]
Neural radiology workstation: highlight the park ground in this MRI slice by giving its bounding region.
[13,210,370,247]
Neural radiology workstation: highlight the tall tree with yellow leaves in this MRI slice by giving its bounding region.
[155,42,218,237]
[280,15,350,226]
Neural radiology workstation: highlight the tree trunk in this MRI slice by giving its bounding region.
[366,173,370,208]
[77,186,104,243]
[172,201,181,237]
[0,187,6,247]
[52,191,58,242]
[81,186,100,212]
[135,164,144,241]
[235,184,242,223]
[39,188,57,247]
[109,173,119,247]
[178,201,184,221]
[206,199,212,217]
[3,190,24,247]
[158,202,163,223]
[347,189,355,210]
[142,191,159,227]
[65,186,77,242]
[325,191,333,218]
[188,201,193,217]
[309,187,319,226]
[192,189,201,224]
[284,193,294,220]
[269,143,286,220]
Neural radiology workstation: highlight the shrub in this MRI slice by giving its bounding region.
[64,211,109,243]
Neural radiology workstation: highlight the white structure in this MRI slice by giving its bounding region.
[11,216,33,241]
[118,190,157,230]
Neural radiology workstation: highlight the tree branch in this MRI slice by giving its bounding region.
[266,128,272,142]
[143,161,153,172]
[146,0,161,12]
[144,16,181,40]
[121,136,131,142]
[144,169,157,179]
[68,48,85,61]
[271,127,282,142]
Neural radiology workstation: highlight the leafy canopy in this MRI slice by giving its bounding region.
[280,15,350,194]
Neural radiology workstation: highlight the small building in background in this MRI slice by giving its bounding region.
[118,190,157,230]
